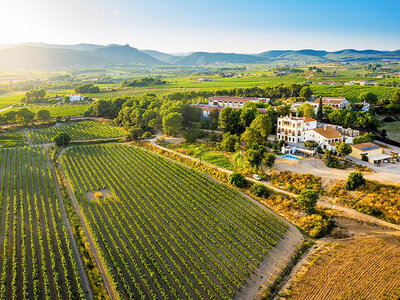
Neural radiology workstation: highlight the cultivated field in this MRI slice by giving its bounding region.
[27,120,125,144]
[60,144,287,299]
[0,146,84,299]
[0,132,25,148]
[286,236,400,299]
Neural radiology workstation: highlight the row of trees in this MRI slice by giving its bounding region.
[0,109,51,125]
[74,84,100,93]
[121,77,167,87]
[21,89,47,104]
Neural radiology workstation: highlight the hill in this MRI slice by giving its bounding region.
[0,43,399,68]
[174,52,264,66]
[0,44,164,69]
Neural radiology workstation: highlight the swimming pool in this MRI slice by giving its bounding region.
[281,154,301,160]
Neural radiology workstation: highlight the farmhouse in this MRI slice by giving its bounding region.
[350,142,392,164]
[69,94,85,102]
[311,97,349,112]
[276,116,317,143]
[195,96,270,118]
[207,96,270,108]
[303,126,344,150]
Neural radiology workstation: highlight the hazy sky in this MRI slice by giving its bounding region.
[1,0,399,53]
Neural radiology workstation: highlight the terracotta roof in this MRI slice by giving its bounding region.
[312,97,346,105]
[284,116,316,123]
[352,142,380,152]
[209,96,268,102]
[312,127,342,139]
[193,104,268,114]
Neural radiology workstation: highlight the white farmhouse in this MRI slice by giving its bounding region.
[69,94,85,102]
[302,126,344,150]
[276,116,317,143]
[311,97,349,112]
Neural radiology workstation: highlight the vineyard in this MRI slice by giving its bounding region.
[27,120,125,144]
[286,236,400,299]
[0,132,25,148]
[0,146,85,299]
[60,143,288,299]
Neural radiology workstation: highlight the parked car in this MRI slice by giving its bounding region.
[252,174,262,181]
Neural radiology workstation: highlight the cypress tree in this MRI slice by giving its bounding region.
[317,97,323,121]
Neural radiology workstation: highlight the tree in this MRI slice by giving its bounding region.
[296,189,319,213]
[54,132,71,147]
[299,86,313,100]
[335,142,352,157]
[127,127,143,141]
[209,108,219,130]
[358,92,378,104]
[15,108,35,125]
[353,132,375,144]
[245,148,263,167]
[241,127,263,145]
[345,172,365,190]
[240,107,259,127]
[36,109,51,123]
[390,89,400,105]
[304,140,319,150]
[297,103,316,118]
[221,133,239,152]
[250,184,270,197]
[181,105,201,126]
[249,114,272,140]
[162,112,183,136]
[219,107,242,134]
[324,150,340,168]
[263,152,276,168]
[228,172,246,188]
[317,98,323,121]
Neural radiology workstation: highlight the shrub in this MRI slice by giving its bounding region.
[296,189,319,213]
[298,214,331,238]
[228,172,246,188]
[53,132,71,147]
[142,131,152,138]
[250,183,270,197]
[345,172,365,190]
[264,152,276,168]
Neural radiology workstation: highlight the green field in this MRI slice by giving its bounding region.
[164,143,235,170]
[1,104,91,118]
[0,93,24,110]
[0,132,26,148]
[0,146,85,299]
[26,120,125,144]
[60,144,287,299]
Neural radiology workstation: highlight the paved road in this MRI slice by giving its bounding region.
[57,149,119,300]
[44,149,94,300]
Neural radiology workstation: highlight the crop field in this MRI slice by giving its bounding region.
[164,143,235,170]
[1,104,91,118]
[60,144,287,299]
[0,132,25,148]
[286,236,400,299]
[0,146,84,299]
[27,120,125,144]
[0,93,24,110]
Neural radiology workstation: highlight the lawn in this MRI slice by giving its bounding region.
[379,121,400,142]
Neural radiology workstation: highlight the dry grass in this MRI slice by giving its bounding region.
[285,236,400,300]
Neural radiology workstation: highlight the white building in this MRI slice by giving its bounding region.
[207,96,270,108]
[276,116,317,143]
[311,97,349,112]
[69,94,85,102]
[303,126,344,150]
[277,116,345,151]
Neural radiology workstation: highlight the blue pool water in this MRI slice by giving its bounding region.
[281,154,301,160]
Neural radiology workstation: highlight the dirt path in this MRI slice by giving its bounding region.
[44,149,94,300]
[57,148,118,300]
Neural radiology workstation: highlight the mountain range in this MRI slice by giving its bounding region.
[0,43,399,69]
